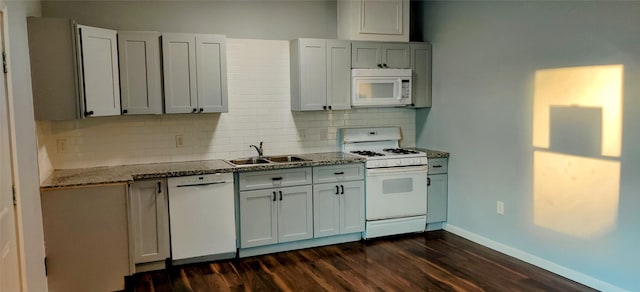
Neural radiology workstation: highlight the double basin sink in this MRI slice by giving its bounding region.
[226,155,309,166]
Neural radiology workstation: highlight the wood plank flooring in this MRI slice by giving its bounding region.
[129,231,595,291]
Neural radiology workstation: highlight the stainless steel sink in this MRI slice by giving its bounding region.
[265,155,309,163]
[227,158,271,166]
[226,155,310,166]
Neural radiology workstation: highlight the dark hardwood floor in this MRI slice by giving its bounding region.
[129,231,595,291]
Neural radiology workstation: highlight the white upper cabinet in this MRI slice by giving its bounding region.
[77,25,121,118]
[351,42,410,69]
[162,33,228,114]
[118,32,163,115]
[337,0,410,42]
[290,38,351,111]
[27,18,121,120]
[196,35,228,113]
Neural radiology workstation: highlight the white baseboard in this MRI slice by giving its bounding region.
[443,223,627,292]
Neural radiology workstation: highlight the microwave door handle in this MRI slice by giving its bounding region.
[396,79,403,100]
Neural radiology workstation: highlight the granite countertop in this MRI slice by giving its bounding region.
[41,152,365,190]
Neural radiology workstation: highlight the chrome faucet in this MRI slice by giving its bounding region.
[250,141,264,158]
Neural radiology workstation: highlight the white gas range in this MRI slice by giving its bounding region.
[341,127,428,239]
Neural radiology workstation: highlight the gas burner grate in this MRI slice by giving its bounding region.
[350,150,385,157]
[383,148,420,155]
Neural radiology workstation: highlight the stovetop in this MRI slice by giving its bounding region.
[349,148,425,159]
[341,127,428,168]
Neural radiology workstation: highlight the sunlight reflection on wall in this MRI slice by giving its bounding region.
[533,65,622,238]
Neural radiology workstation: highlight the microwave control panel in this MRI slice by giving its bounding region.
[401,79,411,99]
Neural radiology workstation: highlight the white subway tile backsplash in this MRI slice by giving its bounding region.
[36,39,416,170]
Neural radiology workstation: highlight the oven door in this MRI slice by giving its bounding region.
[365,165,428,220]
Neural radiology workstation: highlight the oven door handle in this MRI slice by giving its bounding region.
[367,165,428,175]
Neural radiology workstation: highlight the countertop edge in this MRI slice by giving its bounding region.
[41,153,366,190]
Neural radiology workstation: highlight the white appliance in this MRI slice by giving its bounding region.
[341,127,428,239]
[168,173,236,264]
[351,69,412,107]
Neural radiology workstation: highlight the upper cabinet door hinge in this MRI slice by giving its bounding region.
[2,52,8,74]
[12,185,16,206]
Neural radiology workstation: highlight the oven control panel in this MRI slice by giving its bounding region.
[366,157,428,168]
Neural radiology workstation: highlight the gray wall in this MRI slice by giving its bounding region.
[42,0,337,40]
[416,1,640,291]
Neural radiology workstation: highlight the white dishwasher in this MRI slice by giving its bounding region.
[167,173,236,264]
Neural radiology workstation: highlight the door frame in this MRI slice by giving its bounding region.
[0,5,24,291]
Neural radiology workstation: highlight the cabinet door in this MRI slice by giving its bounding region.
[41,185,130,292]
[299,39,328,110]
[118,32,163,115]
[410,43,432,108]
[340,181,365,234]
[278,185,313,243]
[118,32,162,115]
[196,35,228,113]
[129,179,169,264]
[326,40,351,110]
[359,0,404,35]
[313,183,341,238]
[351,42,381,68]
[78,25,121,117]
[382,43,410,69]
[239,190,278,248]
[427,174,448,223]
[163,34,198,114]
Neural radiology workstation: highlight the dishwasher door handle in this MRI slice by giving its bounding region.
[176,181,228,188]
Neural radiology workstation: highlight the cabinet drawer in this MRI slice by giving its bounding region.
[313,164,364,183]
[239,167,312,191]
[428,158,448,174]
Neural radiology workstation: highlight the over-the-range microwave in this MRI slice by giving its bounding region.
[351,69,412,107]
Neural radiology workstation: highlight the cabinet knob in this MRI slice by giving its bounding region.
[273,191,277,202]
[383,64,388,68]
[122,109,128,114]
[279,190,283,201]
[335,185,340,195]
[199,108,204,113]
[340,184,344,195]
[323,106,327,110]
[427,177,431,186]
[328,105,332,110]
[191,108,197,113]
[84,110,94,117]
[377,64,383,68]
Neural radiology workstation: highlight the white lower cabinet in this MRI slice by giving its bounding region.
[427,174,448,223]
[313,180,365,238]
[128,179,170,265]
[239,185,313,248]
[41,185,130,292]
[427,157,449,226]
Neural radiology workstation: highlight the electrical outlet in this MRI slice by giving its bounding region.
[56,139,67,153]
[497,201,504,215]
[175,135,184,148]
